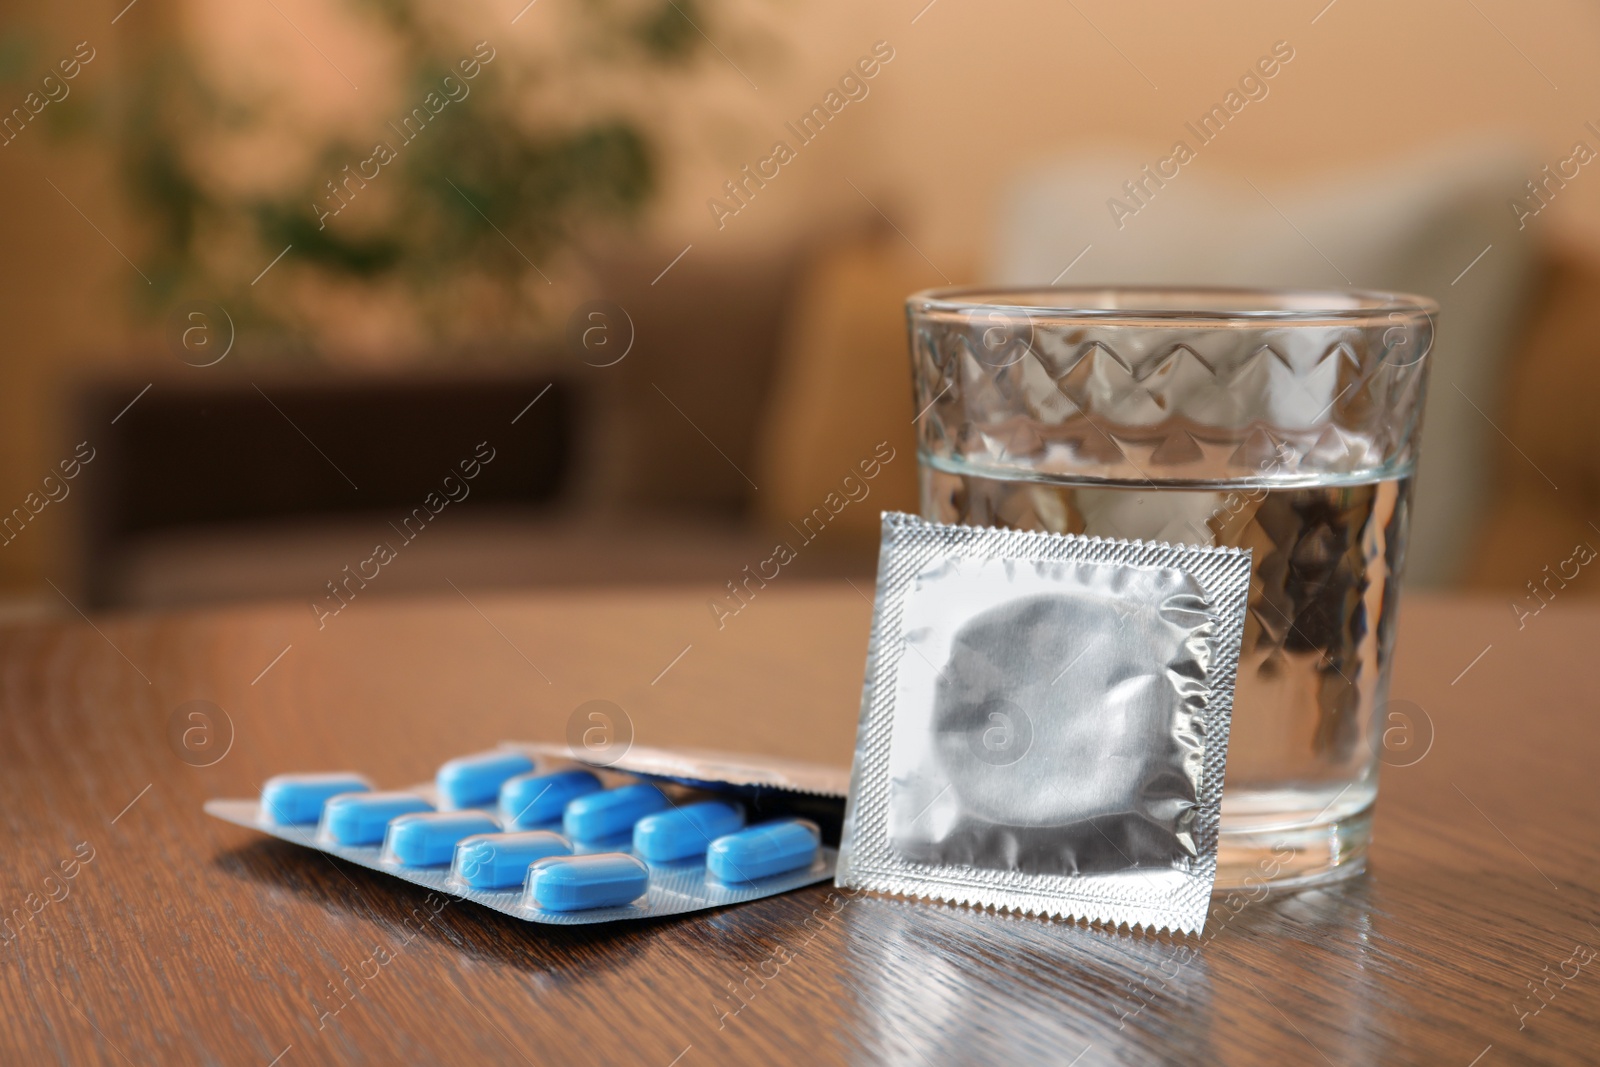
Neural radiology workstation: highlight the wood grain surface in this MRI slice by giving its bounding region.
[1,584,1596,1066]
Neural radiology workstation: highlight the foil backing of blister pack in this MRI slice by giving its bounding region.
[835,512,1251,934]
[521,742,850,798]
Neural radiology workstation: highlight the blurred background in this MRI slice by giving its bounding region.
[2,0,1598,616]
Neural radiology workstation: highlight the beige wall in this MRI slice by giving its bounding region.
[3,0,1598,594]
[652,0,1600,263]
[0,5,136,596]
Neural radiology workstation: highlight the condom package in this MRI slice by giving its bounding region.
[835,513,1252,934]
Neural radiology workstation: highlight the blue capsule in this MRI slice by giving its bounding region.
[525,853,649,912]
[706,819,821,883]
[383,811,501,867]
[453,831,573,889]
[322,792,434,846]
[562,784,669,843]
[435,750,537,808]
[499,769,603,829]
[633,801,745,863]
[260,773,372,825]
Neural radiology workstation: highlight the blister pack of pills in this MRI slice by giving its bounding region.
[205,745,844,925]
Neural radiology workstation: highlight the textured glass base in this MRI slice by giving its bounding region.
[1214,805,1372,890]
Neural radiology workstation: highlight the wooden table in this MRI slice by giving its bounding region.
[2,585,1596,1065]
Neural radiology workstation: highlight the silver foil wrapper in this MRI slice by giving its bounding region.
[836,513,1251,934]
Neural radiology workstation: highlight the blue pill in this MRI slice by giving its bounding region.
[453,830,573,889]
[500,769,603,829]
[633,801,745,863]
[436,750,537,808]
[260,773,372,825]
[525,853,649,912]
[562,784,669,843]
[322,792,434,846]
[383,811,501,867]
[706,819,820,883]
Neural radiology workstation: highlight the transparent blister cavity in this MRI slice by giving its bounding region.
[836,512,1251,934]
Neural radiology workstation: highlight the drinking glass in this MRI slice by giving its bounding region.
[907,286,1436,888]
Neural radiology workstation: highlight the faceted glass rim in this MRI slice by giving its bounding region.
[908,285,1438,324]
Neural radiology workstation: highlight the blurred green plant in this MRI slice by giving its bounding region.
[102,0,714,342]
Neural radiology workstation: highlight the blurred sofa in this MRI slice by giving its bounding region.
[76,238,885,609]
[73,156,1600,609]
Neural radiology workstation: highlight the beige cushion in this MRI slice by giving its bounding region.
[754,238,937,549]
[1464,237,1600,592]
[989,140,1540,586]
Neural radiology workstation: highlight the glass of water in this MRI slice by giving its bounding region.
[907,286,1436,888]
